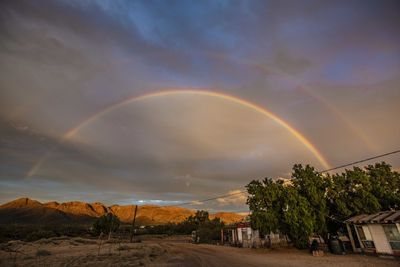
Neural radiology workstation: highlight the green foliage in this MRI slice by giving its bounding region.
[247,162,400,249]
[92,213,120,235]
[282,187,314,249]
[0,224,90,243]
[326,162,400,224]
[247,178,285,236]
[247,177,314,248]
[196,217,224,243]
[182,210,224,243]
[132,211,224,242]
[292,164,328,238]
[186,210,210,225]
[366,163,400,210]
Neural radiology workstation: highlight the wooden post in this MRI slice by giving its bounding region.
[130,205,138,243]
[108,218,113,240]
[221,228,224,245]
[353,224,365,251]
[346,223,357,252]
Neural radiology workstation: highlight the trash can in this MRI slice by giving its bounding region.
[329,238,343,255]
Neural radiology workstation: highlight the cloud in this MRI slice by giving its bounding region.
[217,190,248,207]
[189,201,204,206]
[0,0,399,210]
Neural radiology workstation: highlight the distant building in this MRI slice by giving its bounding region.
[221,218,289,248]
[221,221,260,248]
[345,210,400,256]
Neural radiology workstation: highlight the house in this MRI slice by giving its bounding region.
[221,219,289,248]
[345,210,400,256]
[221,221,261,248]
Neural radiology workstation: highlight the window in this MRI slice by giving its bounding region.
[383,224,400,250]
[356,225,375,249]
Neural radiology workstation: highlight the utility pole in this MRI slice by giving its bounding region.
[130,205,138,243]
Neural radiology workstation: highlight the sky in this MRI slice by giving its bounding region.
[0,0,399,212]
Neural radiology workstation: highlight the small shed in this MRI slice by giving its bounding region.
[345,210,400,256]
[221,221,260,248]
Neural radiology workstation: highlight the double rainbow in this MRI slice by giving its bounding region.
[27,89,330,177]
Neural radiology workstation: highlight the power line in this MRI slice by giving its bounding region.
[317,149,400,173]
[178,149,400,206]
[179,191,245,206]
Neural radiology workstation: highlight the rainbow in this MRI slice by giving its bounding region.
[252,66,375,151]
[27,89,331,177]
[209,52,375,151]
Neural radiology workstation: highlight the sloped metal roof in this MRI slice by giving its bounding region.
[346,210,400,224]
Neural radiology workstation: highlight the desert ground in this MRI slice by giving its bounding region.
[0,236,398,267]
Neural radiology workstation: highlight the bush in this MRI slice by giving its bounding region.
[92,213,120,236]
[182,211,224,243]
[196,227,217,243]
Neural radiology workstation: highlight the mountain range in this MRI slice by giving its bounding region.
[0,198,245,225]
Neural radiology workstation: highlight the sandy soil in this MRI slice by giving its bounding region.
[0,236,165,267]
[0,236,398,267]
[152,242,399,267]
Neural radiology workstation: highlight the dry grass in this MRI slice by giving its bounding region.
[0,236,166,267]
[36,249,51,256]
[1,236,398,267]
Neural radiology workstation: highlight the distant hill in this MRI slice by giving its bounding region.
[0,198,244,225]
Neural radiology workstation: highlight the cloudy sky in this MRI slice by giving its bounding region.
[0,0,399,212]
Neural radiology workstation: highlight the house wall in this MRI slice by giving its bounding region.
[237,227,242,242]
[368,224,393,255]
[270,232,281,244]
[234,227,261,248]
[247,227,252,237]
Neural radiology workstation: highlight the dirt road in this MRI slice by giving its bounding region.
[152,242,399,267]
[1,237,398,267]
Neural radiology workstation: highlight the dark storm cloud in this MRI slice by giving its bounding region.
[0,0,399,211]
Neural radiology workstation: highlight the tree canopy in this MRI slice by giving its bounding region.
[183,210,224,243]
[247,162,400,248]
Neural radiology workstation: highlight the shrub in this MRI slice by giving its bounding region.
[92,213,120,236]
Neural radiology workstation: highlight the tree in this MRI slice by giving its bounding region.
[246,178,285,236]
[196,217,224,243]
[326,163,400,226]
[247,161,400,248]
[292,164,328,239]
[182,210,224,243]
[246,176,314,248]
[366,162,400,210]
[327,167,381,222]
[282,186,315,249]
[92,213,120,238]
[186,210,210,225]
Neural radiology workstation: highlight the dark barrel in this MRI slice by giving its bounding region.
[329,239,343,255]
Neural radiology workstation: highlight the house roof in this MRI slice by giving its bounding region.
[346,210,400,224]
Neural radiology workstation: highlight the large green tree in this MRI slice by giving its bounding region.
[366,162,400,210]
[247,178,285,236]
[292,164,328,239]
[247,162,400,248]
[247,177,314,248]
[282,186,315,248]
